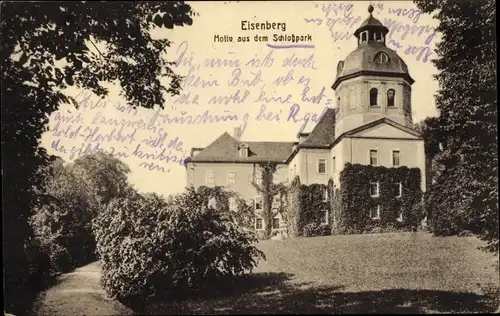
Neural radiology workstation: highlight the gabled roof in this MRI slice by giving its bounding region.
[344,117,422,138]
[286,117,422,163]
[299,108,337,148]
[190,132,294,163]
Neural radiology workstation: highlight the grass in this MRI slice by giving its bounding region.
[129,232,499,314]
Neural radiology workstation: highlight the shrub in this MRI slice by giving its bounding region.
[93,188,265,301]
[303,223,331,237]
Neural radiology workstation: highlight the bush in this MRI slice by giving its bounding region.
[93,188,265,301]
[303,223,331,237]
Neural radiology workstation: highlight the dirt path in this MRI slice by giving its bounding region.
[32,261,133,316]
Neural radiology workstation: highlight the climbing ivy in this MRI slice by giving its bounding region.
[338,163,424,234]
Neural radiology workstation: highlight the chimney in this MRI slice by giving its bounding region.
[297,132,310,144]
[191,148,203,157]
[233,127,241,140]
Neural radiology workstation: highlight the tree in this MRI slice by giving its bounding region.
[251,162,288,239]
[413,0,497,251]
[31,152,131,272]
[413,1,498,309]
[1,2,196,313]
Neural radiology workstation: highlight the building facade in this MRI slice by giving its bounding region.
[186,6,426,232]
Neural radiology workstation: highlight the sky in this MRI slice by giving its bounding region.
[40,1,441,196]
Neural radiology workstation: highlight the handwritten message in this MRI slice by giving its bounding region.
[304,2,437,63]
[47,41,335,175]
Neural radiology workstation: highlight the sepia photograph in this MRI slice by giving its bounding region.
[1,1,498,315]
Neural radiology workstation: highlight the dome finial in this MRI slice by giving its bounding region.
[368,4,374,14]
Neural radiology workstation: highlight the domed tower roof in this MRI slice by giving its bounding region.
[332,5,414,90]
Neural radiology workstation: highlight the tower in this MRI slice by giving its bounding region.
[332,5,415,136]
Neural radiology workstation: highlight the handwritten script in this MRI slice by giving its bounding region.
[303,2,437,63]
[48,39,336,175]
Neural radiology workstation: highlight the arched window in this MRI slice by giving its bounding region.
[361,32,367,42]
[370,88,378,106]
[374,52,389,64]
[337,61,344,74]
[387,89,395,107]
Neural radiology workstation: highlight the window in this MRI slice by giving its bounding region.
[337,61,344,73]
[370,150,378,165]
[206,171,215,185]
[229,197,237,211]
[392,150,400,166]
[374,52,389,64]
[370,88,378,106]
[272,196,280,208]
[387,89,395,107]
[321,210,329,224]
[255,218,263,230]
[317,158,327,174]
[361,31,367,42]
[370,181,379,197]
[255,172,262,185]
[396,182,402,198]
[397,208,403,222]
[337,96,340,108]
[370,205,381,220]
[239,144,248,158]
[332,157,336,172]
[272,218,280,229]
[227,171,236,184]
[254,196,262,210]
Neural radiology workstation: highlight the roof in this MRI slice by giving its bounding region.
[299,108,337,148]
[354,15,389,37]
[333,7,413,89]
[344,117,422,138]
[189,132,295,163]
[334,43,412,83]
[286,117,422,163]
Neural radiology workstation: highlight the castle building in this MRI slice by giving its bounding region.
[186,6,426,231]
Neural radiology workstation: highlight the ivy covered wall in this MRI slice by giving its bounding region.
[288,176,331,237]
[287,163,424,237]
[337,163,424,234]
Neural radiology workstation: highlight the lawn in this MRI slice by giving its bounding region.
[133,232,499,314]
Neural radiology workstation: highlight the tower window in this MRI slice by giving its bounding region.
[337,61,344,73]
[361,31,367,42]
[370,88,378,106]
[374,52,389,64]
[387,89,395,107]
